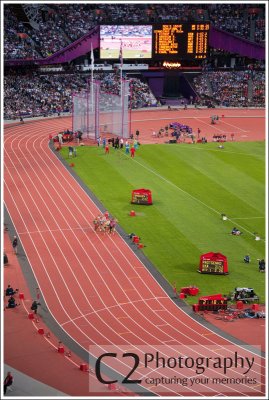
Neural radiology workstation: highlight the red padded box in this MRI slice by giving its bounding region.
[58,346,65,353]
[189,288,199,296]
[236,301,244,309]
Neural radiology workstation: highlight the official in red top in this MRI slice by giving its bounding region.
[130,146,136,158]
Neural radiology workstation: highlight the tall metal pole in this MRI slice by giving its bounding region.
[91,43,94,112]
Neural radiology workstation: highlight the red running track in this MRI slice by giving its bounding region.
[4,117,265,397]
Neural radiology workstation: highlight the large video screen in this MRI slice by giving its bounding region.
[152,23,210,60]
[100,25,152,59]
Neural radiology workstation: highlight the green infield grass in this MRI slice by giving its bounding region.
[61,141,265,304]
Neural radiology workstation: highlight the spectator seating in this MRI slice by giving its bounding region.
[4,3,265,60]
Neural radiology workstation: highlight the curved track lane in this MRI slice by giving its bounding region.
[4,118,265,397]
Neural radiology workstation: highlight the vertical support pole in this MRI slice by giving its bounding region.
[87,90,89,139]
[121,78,125,138]
[71,93,74,133]
[95,82,100,141]
[129,80,132,138]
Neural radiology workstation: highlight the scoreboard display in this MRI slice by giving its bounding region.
[153,23,210,60]
[99,23,210,61]
[201,260,224,274]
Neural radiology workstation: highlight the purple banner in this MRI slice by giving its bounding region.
[209,26,265,60]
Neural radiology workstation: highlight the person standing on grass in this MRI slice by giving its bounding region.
[125,140,130,154]
[115,137,119,149]
[4,371,13,394]
[130,146,136,158]
[134,139,139,150]
[68,146,73,158]
[105,144,109,154]
[12,236,18,254]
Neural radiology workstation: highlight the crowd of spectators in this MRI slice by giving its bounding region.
[192,74,212,99]
[4,71,157,120]
[208,4,265,44]
[27,19,70,58]
[251,71,265,107]
[130,79,158,108]
[193,70,265,107]
[4,8,39,59]
[4,67,264,120]
[4,3,265,60]
[4,73,85,119]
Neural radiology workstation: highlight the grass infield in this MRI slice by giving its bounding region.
[61,142,265,305]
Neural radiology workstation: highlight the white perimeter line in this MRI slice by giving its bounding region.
[194,117,227,133]
[131,115,264,123]
[220,119,249,132]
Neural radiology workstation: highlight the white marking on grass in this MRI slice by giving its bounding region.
[231,217,264,220]
[125,154,265,241]
[171,145,259,157]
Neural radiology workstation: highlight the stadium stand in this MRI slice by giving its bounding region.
[4,72,158,120]
[4,3,265,60]
[193,70,265,107]
[3,2,265,121]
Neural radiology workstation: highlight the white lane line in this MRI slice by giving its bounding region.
[17,226,91,235]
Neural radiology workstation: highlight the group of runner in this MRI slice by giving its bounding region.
[93,211,117,234]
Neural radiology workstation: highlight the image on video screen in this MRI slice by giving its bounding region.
[100,25,152,59]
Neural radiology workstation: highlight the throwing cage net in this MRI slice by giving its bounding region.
[72,79,130,140]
